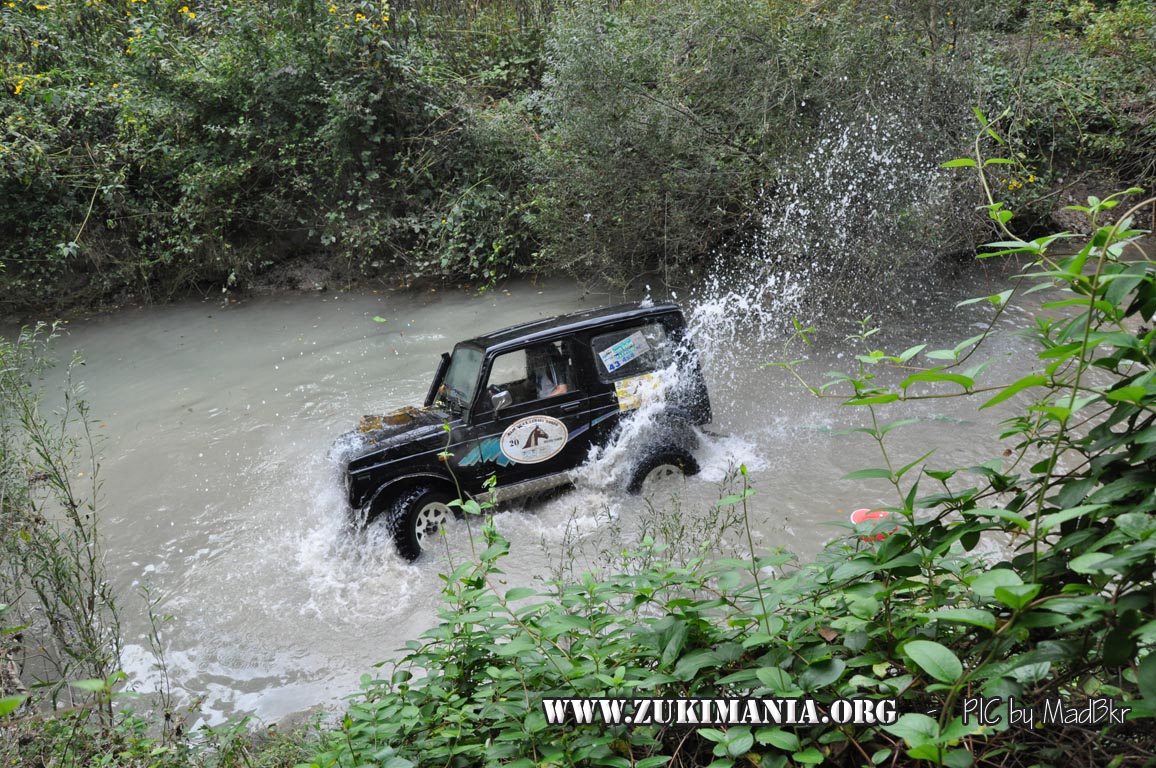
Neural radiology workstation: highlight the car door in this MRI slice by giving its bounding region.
[453,339,595,494]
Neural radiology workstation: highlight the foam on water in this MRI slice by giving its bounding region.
[292,462,423,623]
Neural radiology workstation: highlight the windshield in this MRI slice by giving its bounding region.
[442,345,483,409]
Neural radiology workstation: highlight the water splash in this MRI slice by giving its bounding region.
[687,104,957,368]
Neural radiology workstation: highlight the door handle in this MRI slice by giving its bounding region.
[560,401,582,412]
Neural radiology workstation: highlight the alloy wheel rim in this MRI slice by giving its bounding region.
[642,463,683,495]
[414,502,451,549]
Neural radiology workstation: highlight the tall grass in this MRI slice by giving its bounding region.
[0,325,119,720]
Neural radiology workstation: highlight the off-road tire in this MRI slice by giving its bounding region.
[386,486,455,561]
[626,450,700,495]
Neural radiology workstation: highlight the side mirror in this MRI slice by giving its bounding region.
[490,388,512,413]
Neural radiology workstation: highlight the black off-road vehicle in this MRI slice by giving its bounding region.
[341,302,712,560]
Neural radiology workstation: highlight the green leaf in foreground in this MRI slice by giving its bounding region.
[0,695,25,717]
[1138,654,1156,702]
[904,640,963,683]
[882,713,940,747]
[994,583,1042,610]
[926,608,997,631]
[841,468,893,481]
[69,679,112,693]
[980,374,1048,409]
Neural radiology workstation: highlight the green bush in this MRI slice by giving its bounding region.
[1,707,311,768]
[0,0,537,313]
[968,0,1156,228]
[529,0,999,294]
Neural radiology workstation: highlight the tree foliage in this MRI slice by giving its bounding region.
[2,0,1154,319]
[0,0,535,312]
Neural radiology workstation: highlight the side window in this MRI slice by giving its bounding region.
[487,349,527,392]
[486,341,576,406]
[592,323,670,380]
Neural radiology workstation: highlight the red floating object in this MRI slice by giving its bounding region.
[850,508,897,541]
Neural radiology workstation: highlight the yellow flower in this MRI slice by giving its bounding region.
[179,4,188,11]
[187,11,194,18]
[112,82,119,88]
[13,81,23,95]
[328,3,336,12]
[355,12,365,21]
[31,40,39,47]
[34,3,48,9]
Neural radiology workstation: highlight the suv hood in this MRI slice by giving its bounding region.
[342,405,448,461]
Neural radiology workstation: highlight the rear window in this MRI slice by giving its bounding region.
[592,323,671,380]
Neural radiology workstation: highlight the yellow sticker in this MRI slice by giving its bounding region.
[614,373,663,412]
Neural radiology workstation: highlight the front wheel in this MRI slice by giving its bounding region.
[386,486,456,561]
[626,451,700,496]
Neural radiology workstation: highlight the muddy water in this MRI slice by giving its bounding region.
[56,264,1040,725]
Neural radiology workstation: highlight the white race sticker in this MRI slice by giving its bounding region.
[598,331,650,374]
[500,415,569,464]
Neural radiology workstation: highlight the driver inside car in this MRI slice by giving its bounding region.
[527,344,570,399]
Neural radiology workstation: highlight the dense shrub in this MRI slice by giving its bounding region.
[528,0,1011,294]
[970,0,1156,229]
[0,0,536,313]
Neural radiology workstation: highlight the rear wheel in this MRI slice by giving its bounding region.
[627,451,700,495]
[386,486,456,561]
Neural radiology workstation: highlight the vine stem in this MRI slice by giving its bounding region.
[738,468,772,635]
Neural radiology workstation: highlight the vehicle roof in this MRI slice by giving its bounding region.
[460,302,685,355]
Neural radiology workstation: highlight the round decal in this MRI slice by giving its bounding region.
[500,415,569,464]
